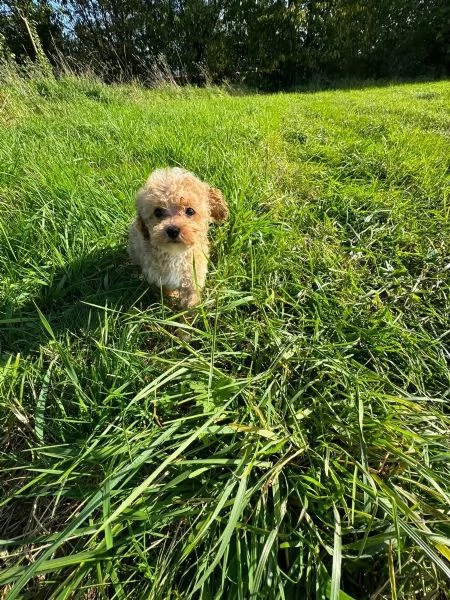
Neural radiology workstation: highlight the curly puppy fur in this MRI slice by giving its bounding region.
[128,167,228,308]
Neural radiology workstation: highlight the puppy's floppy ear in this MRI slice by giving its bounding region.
[135,187,148,214]
[136,214,150,239]
[208,187,228,222]
[135,188,150,239]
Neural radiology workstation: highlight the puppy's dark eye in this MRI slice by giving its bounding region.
[185,207,195,217]
[154,208,164,218]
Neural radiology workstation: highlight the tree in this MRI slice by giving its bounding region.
[0,0,64,69]
[1,0,448,84]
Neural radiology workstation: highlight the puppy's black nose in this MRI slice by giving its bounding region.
[166,225,180,239]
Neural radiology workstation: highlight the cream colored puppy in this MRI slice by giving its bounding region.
[128,167,228,308]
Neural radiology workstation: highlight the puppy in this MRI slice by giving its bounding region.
[128,167,228,308]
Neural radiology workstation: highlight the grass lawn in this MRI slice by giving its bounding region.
[0,73,449,599]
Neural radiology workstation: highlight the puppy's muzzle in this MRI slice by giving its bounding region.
[166,225,181,240]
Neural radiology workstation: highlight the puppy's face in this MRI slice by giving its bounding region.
[136,169,228,253]
[140,192,209,252]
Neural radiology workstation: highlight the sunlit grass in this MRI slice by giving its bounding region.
[0,73,449,599]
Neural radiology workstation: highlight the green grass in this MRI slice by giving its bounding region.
[0,72,449,599]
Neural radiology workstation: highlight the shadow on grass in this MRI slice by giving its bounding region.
[0,246,159,358]
[232,74,448,95]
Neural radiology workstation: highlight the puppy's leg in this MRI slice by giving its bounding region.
[179,253,207,309]
[179,286,200,309]
[163,287,180,300]
[162,287,181,312]
[174,286,199,341]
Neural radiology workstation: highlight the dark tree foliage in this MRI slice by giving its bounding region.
[307,0,450,79]
[60,0,179,80]
[1,0,448,86]
[0,1,65,65]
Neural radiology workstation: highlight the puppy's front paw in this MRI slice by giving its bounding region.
[179,288,200,309]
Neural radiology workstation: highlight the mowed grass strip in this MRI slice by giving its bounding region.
[0,74,449,599]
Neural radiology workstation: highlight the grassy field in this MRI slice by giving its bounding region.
[0,73,449,599]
